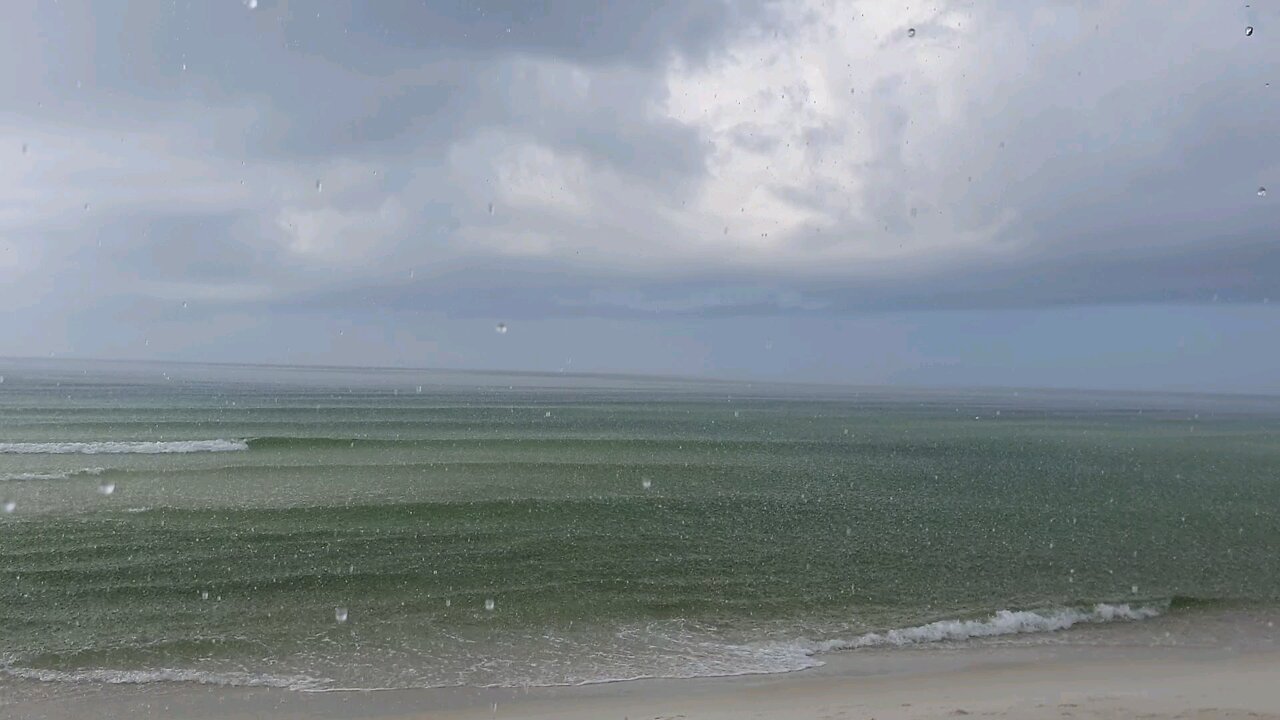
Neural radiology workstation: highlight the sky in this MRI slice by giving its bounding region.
[2,0,1278,392]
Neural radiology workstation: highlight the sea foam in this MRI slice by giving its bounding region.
[0,665,327,691]
[0,467,105,482]
[803,603,1164,654]
[0,440,249,455]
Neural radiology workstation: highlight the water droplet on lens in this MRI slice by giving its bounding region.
[544,411,552,418]
[416,385,423,393]
[200,590,209,600]
[1131,584,1139,594]
[315,179,322,193]
[97,481,115,496]
[495,322,508,334]
[1258,186,1267,197]
[641,478,652,490]
[907,27,916,37]
[2,500,15,514]
[484,598,495,611]
[334,607,348,623]
[244,0,257,9]
[1246,26,1254,36]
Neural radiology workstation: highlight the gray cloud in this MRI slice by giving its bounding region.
[2,0,1279,388]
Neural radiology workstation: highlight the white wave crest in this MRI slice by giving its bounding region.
[1,665,328,691]
[0,440,249,455]
[804,603,1164,654]
[0,467,105,482]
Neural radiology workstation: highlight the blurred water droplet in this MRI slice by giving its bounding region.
[1258,186,1267,197]
[182,301,188,309]
[181,63,187,71]
[733,411,740,418]
[910,207,918,218]
[1131,584,1139,594]
[1246,26,1254,36]
[764,341,774,350]
[487,202,495,216]
[495,322,508,334]
[416,385,423,393]
[484,598,495,611]
[97,481,116,496]
[544,411,552,418]
[641,478,652,490]
[907,27,916,37]
[315,179,323,193]
[83,203,90,211]
[2,500,15,514]
[200,590,209,600]
[334,607,348,623]
[21,142,28,155]
[244,0,257,8]
[445,598,452,607]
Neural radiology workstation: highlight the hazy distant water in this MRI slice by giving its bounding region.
[2,360,1279,693]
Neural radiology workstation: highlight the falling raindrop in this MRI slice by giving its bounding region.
[495,322,508,334]
[181,63,187,71]
[21,142,27,155]
[487,202,495,216]
[244,0,257,9]
[641,478,652,490]
[910,207,918,218]
[907,27,916,37]
[334,607,348,623]
[1246,26,1254,37]
[315,179,323,193]
[544,411,552,418]
[1131,585,1139,594]
[2,500,14,514]
[734,411,740,418]
[182,301,188,309]
[416,385,423,393]
[83,203,90,211]
[1258,186,1267,197]
[200,590,209,600]
[484,598,496,611]
[97,481,116,496]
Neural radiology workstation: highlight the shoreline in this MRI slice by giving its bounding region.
[5,643,1279,720]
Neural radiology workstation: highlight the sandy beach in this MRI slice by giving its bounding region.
[6,644,1278,720]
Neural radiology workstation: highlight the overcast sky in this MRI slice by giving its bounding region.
[2,1,1278,392]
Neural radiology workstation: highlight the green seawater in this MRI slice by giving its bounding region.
[1,359,1278,690]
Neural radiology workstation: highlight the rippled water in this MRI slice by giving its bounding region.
[2,359,1278,692]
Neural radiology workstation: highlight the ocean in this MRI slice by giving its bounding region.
[2,359,1278,697]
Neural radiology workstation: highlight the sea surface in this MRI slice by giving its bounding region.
[2,359,1278,698]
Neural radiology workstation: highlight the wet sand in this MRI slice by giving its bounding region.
[5,644,1278,720]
